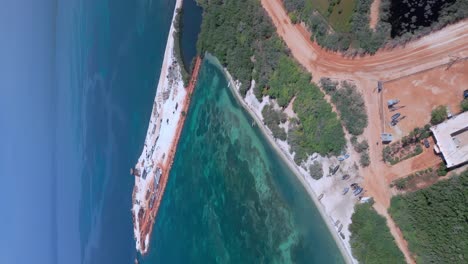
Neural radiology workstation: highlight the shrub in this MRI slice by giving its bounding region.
[289,12,299,24]
[319,77,338,95]
[389,170,468,263]
[359,151,370,167]
[393,178,408,190]
[331,81,368,136]
[461,99,468,112]
[430,105,447,125]
[414,144,423,155]
[350,202,405,263]
[354,139,369,153]
[309,161,324,180]
[437,162,448,176]
[262,104,287,141]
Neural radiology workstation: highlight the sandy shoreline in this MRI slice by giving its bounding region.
[131,0,187,255]
[207,54,357,263]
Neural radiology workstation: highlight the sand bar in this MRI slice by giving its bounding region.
[130,0,198,255]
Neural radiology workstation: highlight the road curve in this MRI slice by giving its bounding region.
[261,0,468,81]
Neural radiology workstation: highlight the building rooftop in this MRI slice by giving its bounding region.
[381,133,393,142]
[430,111,468,168]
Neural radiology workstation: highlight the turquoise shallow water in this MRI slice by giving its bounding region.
[141,57,344,263]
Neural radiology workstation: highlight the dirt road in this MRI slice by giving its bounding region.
[369,0,381,29]
[260,0,468,263]
[262,0,468,81]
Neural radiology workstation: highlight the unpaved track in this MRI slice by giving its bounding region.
[369,0,381,29]
[261,0,468,263]
[263,0,468,81]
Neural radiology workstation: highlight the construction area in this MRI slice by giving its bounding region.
[382,60,468,140]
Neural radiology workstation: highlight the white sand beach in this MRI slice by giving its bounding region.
[131,0,185,254]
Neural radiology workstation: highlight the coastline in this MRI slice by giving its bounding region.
[130,0,201,256]
[206,53,356,264]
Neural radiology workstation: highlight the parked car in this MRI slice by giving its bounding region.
[423,138,430,148]
[391,113,401,121]
[464,90,468,99]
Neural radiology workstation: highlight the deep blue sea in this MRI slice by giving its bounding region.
[1,0,176,263]
[0,0,342,263]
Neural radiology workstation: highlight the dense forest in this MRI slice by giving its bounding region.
[389,170,468,263]
[283,0,468,54]
[349,202,405,263]
[196,0,346,161]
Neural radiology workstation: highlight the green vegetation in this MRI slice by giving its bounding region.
[197,0,284,95]
[266,56,311,108]
[359,151,370,167]
[430,105,447,125]
[262,104,287,141]
[461,99,468,112]
[389,170,468,263]
[333,81,368,135]
[320,79,368,136]
[392,177,409,190]
[351,136,370,167]
[383,143,423,165]
[437,162,448,176]
[319,77,338,94]
[309,161,324,180]
[390,167,437,191]
[351,136,368,153]
[173,8,190,87]
[197,0,346,163]
[349,202,405,263]
[401,124,432,146]
[285,0,468,53]
[289,81,345,162]
[303,0,357,33]
[284,0,391,53]
[328,0,356,33]
[383,125,430,165]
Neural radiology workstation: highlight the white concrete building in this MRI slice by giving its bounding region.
[431,111,468,168]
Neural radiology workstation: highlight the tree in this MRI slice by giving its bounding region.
[350,202,405,263]
[389,170,468,263]
[437,162,448,176]
[430,105,447,125]
[461,99,468,112]
[309,161,324,180]
[360,151,370,167]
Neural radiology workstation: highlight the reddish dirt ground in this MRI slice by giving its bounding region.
[260,0,468,262]
[383,61,468,140]
[369,0,381,30]
[384,137,442,183]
